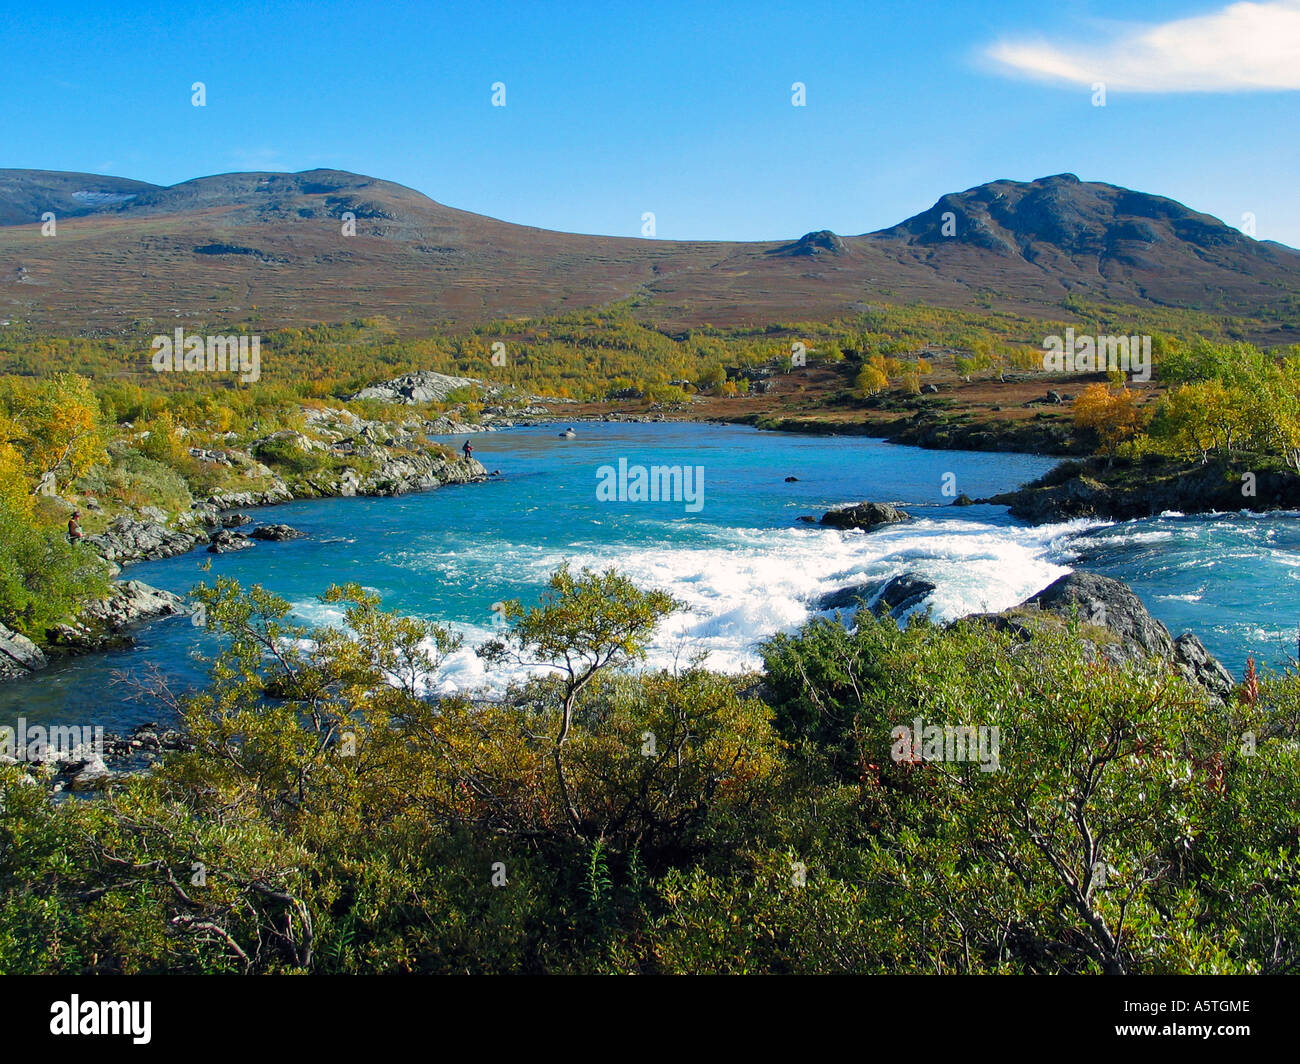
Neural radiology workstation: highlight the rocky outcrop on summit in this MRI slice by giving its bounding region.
[768,230,849,257]
[966,571,1235,702]
[349,371,495,405]
[820,502,911,531]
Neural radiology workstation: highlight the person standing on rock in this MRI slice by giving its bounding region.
[462,440,473,459]
[67,510,84,545]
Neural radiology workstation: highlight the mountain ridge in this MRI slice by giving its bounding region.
[3,167,1297,337]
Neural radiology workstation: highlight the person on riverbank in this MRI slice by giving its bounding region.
[462,440,473,459]
[67,510,84,545]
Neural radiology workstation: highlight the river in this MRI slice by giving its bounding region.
[3,422,1295,731]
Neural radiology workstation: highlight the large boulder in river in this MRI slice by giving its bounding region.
[820,502,911,532]
[0,622,47,680]
[208,529,254,553]
[1171,632,1236,703]
[967,571,1235,702]
[249,524,305,541]
[873,573,938,619]
[1027,571,1173,660]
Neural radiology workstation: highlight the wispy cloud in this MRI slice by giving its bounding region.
[987,1,1300,92]
[230,148,283,169]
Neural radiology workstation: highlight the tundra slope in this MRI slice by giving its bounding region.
[3,169,1297,339]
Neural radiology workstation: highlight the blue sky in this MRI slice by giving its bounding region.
[3,0,1298,244]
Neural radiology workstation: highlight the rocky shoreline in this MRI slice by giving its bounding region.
[0,721,192,796]
[733,412,1300,524]
[728,410,1082,456]
[975,455,1300,524]
[2,390,501,685]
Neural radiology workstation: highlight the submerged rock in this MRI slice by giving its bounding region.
[817,572,938,621]
[873,573,939,618]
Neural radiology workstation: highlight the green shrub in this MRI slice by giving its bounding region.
[0,502,111,638]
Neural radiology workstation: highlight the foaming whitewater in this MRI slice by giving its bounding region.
[8,421,1290,731]
[340,515,1107,696]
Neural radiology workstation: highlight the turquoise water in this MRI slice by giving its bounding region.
[3,422,1295,731]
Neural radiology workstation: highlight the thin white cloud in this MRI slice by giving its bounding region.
[987,1,1300,92]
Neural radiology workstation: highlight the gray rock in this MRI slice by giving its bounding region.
[85,515,205,563]
[1172,632,1236,703]
[1025,572,1171,662]
[968,571,1235,702]
[817,580,885,612]
[872,573,938,619]
[46,580,186,653]
[349,371,492,405]
[207,529,254,553]
[0,622,47,680]
[188,502,223,531]
[207,486,293,509]
[249,524,305,541]
[820,501,911,532]
[817,572,937,621]
[68,757,112,791]
[83,580,186,631]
